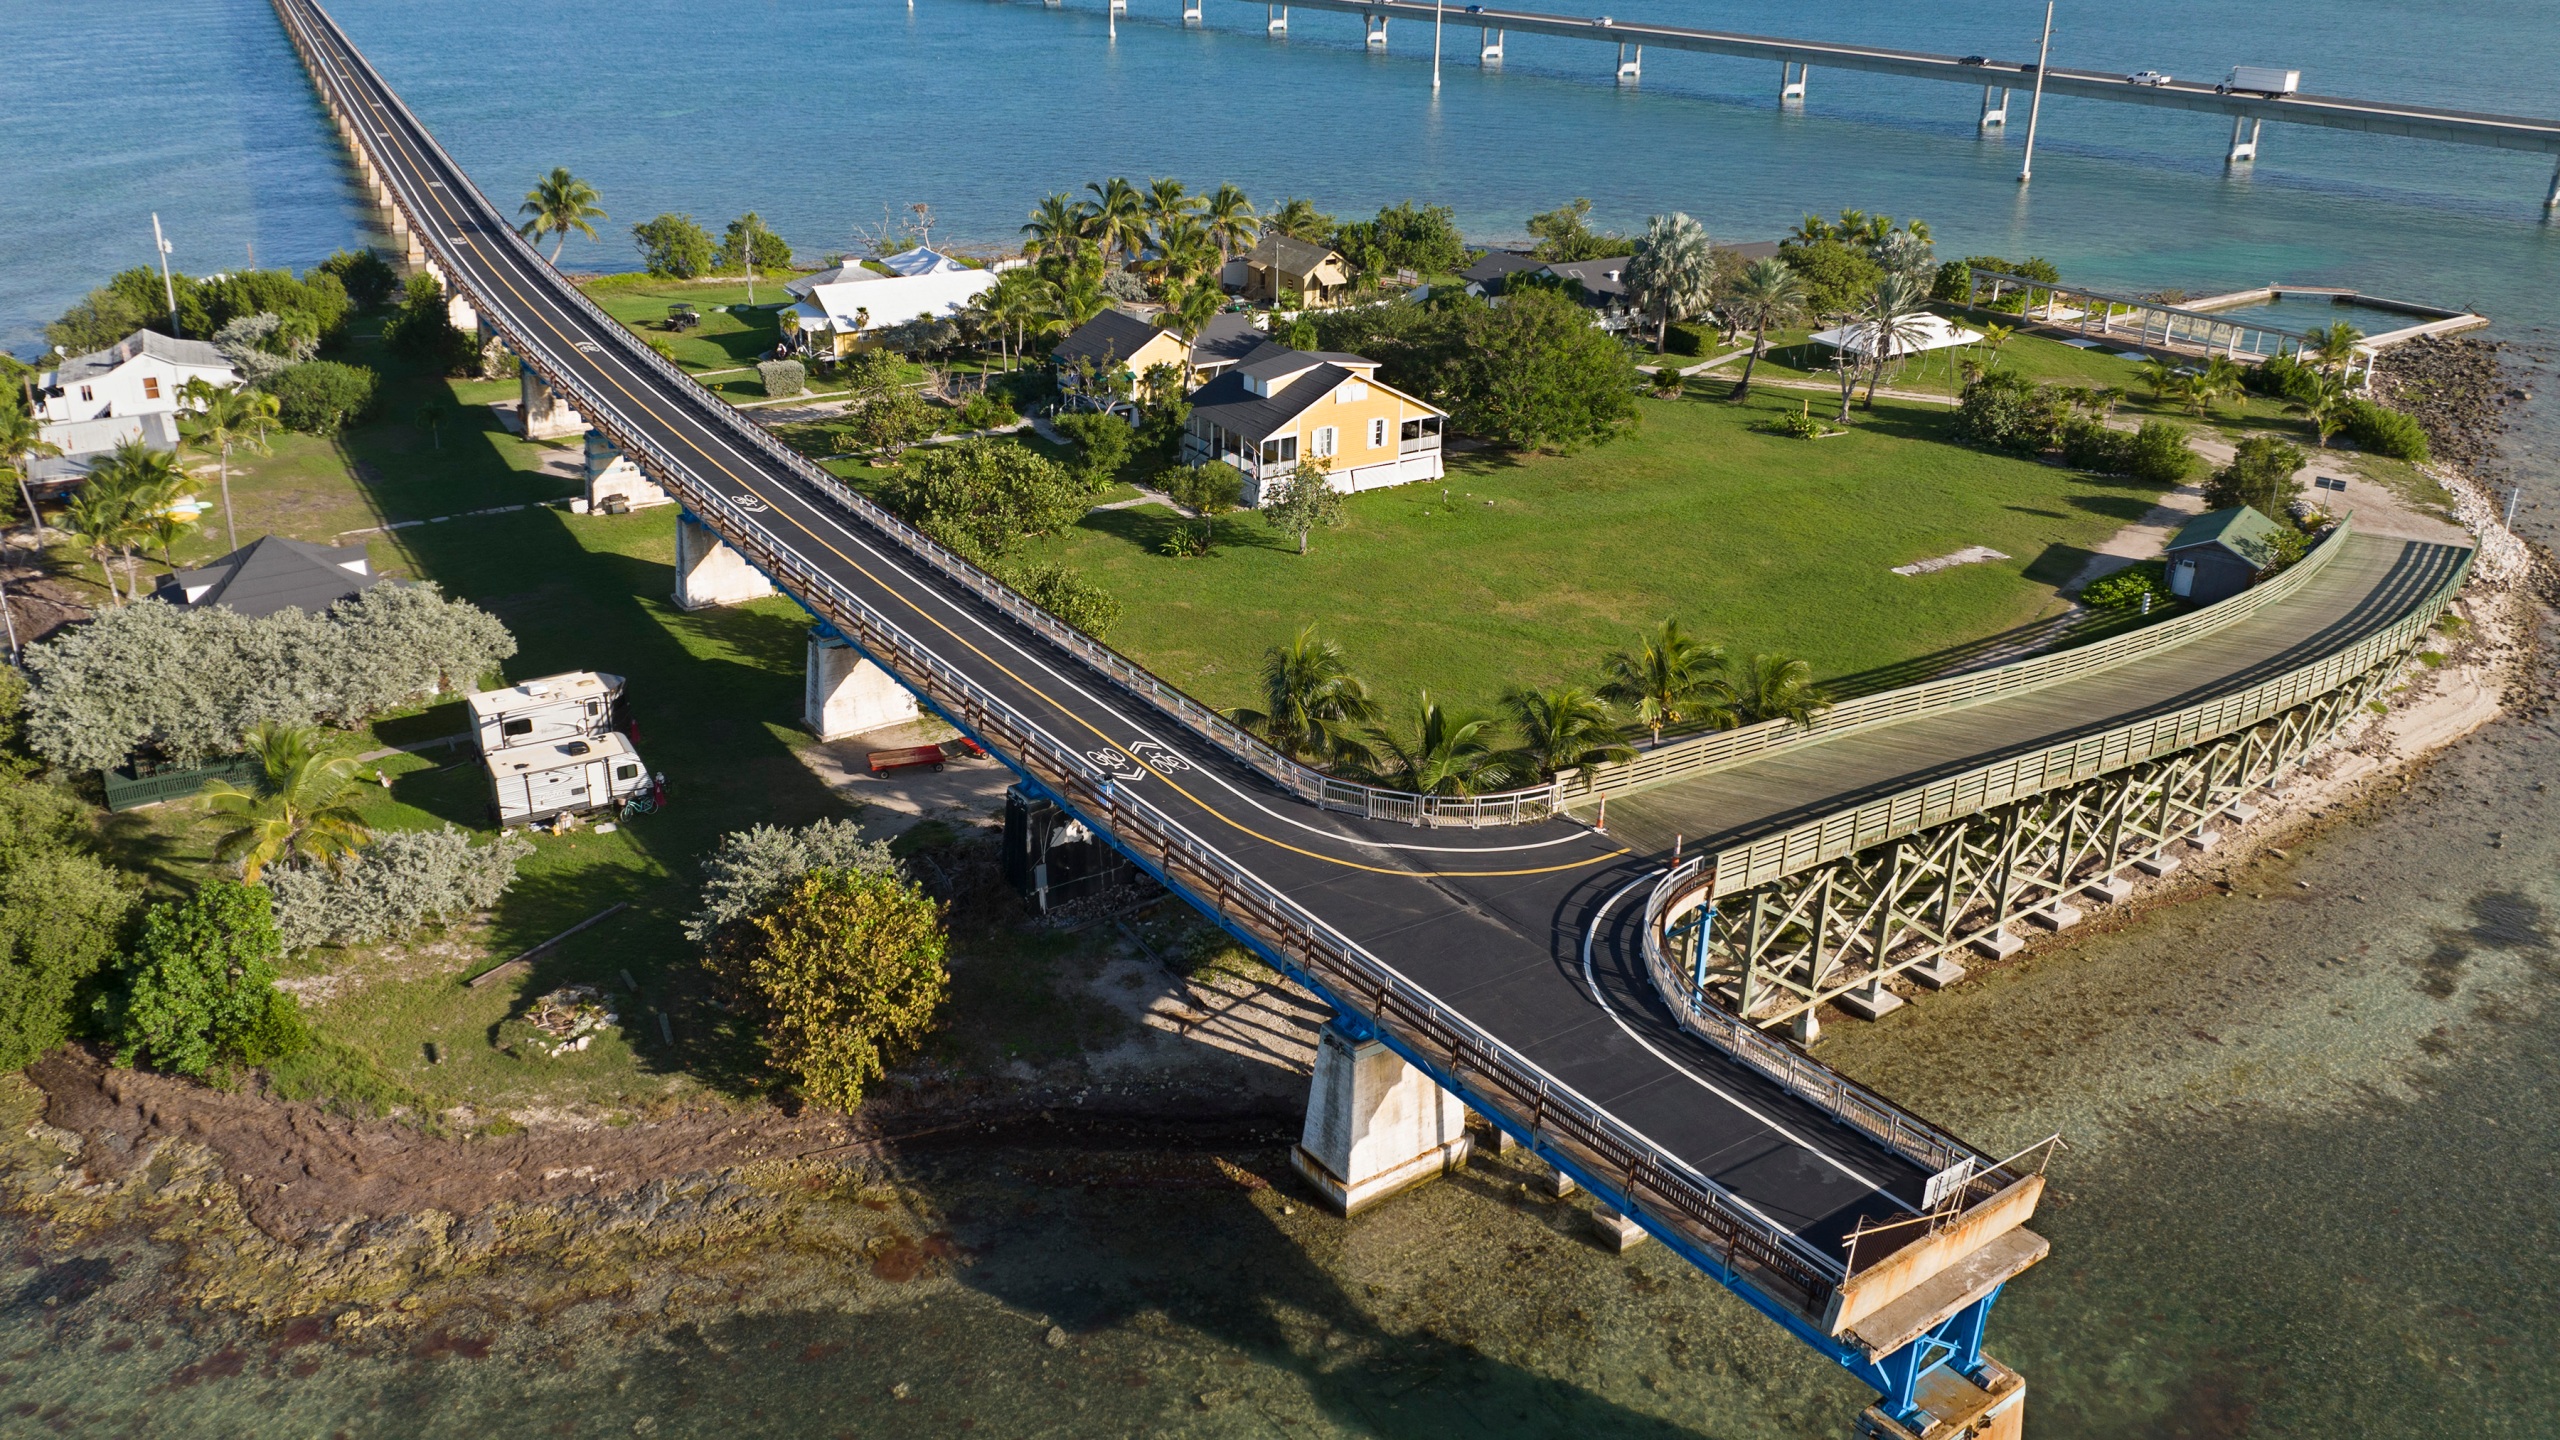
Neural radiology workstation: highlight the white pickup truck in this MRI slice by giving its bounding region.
[2219,66,2300,97]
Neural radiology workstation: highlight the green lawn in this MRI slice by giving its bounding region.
[1022,386,2180,720]
[579,278,793,371]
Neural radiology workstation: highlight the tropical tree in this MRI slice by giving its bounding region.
[2285,370,2351,448]
[1021,191,1092,262]
[983,267,1053,370]
[1599,619,1730,744]
[203,721,372,883]
[1084,177,1149,267]
[2308,320,2364,379]
[1976,321,2016,369]
[1730,654,1830,729]
[1229,624,1379,766]
[0,405,63,544]
[1261,457,1346,555]
[1502,686,1634,785]
[1046,264,1106,334]
[1265,197,1335,243]
[2133,356,2185,406]
[179,378,278,553]
[76,439,192,595]
[2185,355,2246,417]
[1158,277,1225,340]
[61,474,140,601]
[1858,272,1935,408]
[1367,692,1509,796]
[710,867,948,1110]
[1724,257,1806,402]
[1148,214,1220,289]
[1204,183,1257,261]
[517,167,607,262]
[1144,176,1200,238]
[1623,212,1717,354]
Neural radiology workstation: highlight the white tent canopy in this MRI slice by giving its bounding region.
[1808,312,1984,360]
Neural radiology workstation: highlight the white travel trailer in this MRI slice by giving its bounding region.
[468,672,624,755]
[485,733,651,825]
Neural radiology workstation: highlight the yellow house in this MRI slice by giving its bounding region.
[1050,310,1192,404]
[1241,233,1354,308]
[1180,346,1445,506]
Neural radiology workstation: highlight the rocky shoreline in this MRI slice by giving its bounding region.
[2372,333,2539,473]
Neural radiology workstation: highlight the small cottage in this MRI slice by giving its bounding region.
[153,535,389,619]
[2164,505,2285,605]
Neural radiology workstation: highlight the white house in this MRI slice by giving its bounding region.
[786,248,997,358]
[36,329,237,430]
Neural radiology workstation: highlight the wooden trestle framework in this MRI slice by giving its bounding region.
[1672,653,2402,1035]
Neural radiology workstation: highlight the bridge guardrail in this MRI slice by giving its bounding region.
[1570,515,2355,804]
[280,0,1864,1318]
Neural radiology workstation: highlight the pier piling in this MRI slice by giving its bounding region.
[1778,60,1807,105]
[1979,85,2010,131]
[1365,11,1387,47]
[2227,115,2263,164]
[1266,2,1286,30]
[1616,42,1640,84]
[1479,25,1501,63]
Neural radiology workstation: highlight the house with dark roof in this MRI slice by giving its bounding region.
[1459,249,1548,296]
[1241,233,1353,308]
[1051,310,1192,404]
[2164,505,2284,605]
[1187,312,1289,384]
[152,535,393,619]
[1180,346,1446,506]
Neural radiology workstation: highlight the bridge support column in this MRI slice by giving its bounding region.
[2226,115,2262,164]
[1979,85,2010,130]
[1479,26,1501,63]
[1365,12,1387,49]
[519,361,585,440]
[1267,3,1286,33]
[1182,0,1202,20]
[2544,155,2559,209]
[1616,42,1640,84]
[805,630,920,740]
[672,513,778,611]
[1591,1204,1648,1251]
[1780,61,1807,105]
[1292,1019,1470,1215]
[581,429,670,514]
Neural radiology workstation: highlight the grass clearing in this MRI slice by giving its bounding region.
[1024,386,2178,719]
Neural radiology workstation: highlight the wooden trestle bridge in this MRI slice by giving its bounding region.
[269,2,2475,1431]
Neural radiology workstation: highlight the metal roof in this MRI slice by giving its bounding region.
[2168,505,2286,569]
[155,534,389,619]
[1051,309,1172,369]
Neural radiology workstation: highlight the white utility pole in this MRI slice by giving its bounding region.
[152,213,181,335]
[1433,0,1444,89]
[2018,3,2053,184]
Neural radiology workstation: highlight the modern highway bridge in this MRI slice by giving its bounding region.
[271,2,2473,1431]
[1148,0,2560,204]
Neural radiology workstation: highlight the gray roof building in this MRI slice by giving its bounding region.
[153,535,392,619]
[1189,312,1289,377]
[1460,249,1548,293]
[1051,309,1173,370]
[44,329,230,389]
[1247,232,1343,274]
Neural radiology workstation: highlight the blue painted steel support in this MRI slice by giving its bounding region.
[1839,1285,2004,1428]
[1666,904,1717,995]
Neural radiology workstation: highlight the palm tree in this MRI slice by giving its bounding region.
[1858,273,1934,408]
[1367,692,1509,796]
[205,721,372,883]
[1265,197,1333,243]
[1599,619,1730,745]
[1144,177,1200,240]
[0,405,63,545]
[1159,277,1225,341]
[1204,184,1257,262]
[2187,355,2246,416]
[1047,265,1106,334]
[80,439,190,597]
[1724,257,1806,402]
[1148,213,1220,289]
[517,167,606,262]
[983,268,1052,371]
[61,476,137,601]
[2286,371,2351,448]
[1624,212,1716,354]
[1084,177,1148,268]
[1021,191,1092,263]
[1731,654,1831,729]
[1976,321,2016,369]
[179,378,277,554]
[1229,624,1380,766]
[2308,320,2364,379]
[1788,214,1834,245]
[1502,686,1634,785]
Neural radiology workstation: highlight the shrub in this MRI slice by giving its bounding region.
[1164,460,1244,515]
[2057,415,2130,472]
[2206,435,2307,517]
[631,213,716,279]
[316,248,400,311]
[1447,290,1640,453]
[954,392,1019,432]
[1053,409,1136,488]
[2244,352,2324,403]
[1157,520,1217,558]
[266,827,534,953]
[383,273,477,375]
[846,389,934,455]
[886,438,1086,558]
[1762,406,1825,440]
[996,559,1120,638]
[105,881,306,1079]
[686,818,897,945]
[2341,399,2430,462]
[0,779,136,1071]
[2124,420,2198,485]
[718,212,793,272]
[1956,370,2058,453]
[2080,561,2174,610]
[1774,239,1883,316]
[270,360,378,434]
[1928,260,1973,303]
[708,867,947,1109]
[757,359,806,399]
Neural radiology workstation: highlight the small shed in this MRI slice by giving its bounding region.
[2164,505,2283,605]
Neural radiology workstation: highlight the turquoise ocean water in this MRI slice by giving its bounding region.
[3,3,2558,1435]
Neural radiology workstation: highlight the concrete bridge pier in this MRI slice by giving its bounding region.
[1364,12,1387,49]
[672,512,778,611]
[1616,42,1641,84]
[1779,60,1808,105]
[1292,1018,1470,1214]
[1182,0,1202,20]
[1478,26,1501,63]
[805,630,921,740]
[1979,85,2011,131]
[1266,3,1286,32]
[2544,156,2559,209]
[581,430,670,513]
[519,361,585,440]
[2226,115,2263,164]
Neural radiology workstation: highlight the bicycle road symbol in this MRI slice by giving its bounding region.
[1129,740,1192,772]
[1088,749,1146,781]
[731,492,769,512]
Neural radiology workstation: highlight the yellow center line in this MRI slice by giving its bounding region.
[329,27,1617,880]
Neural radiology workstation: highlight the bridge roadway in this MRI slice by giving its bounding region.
[279,0,2464,1386]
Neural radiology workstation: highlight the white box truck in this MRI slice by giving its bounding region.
[468,672,624,755]
[2220,66,2299,97]
[486,732,651,825]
